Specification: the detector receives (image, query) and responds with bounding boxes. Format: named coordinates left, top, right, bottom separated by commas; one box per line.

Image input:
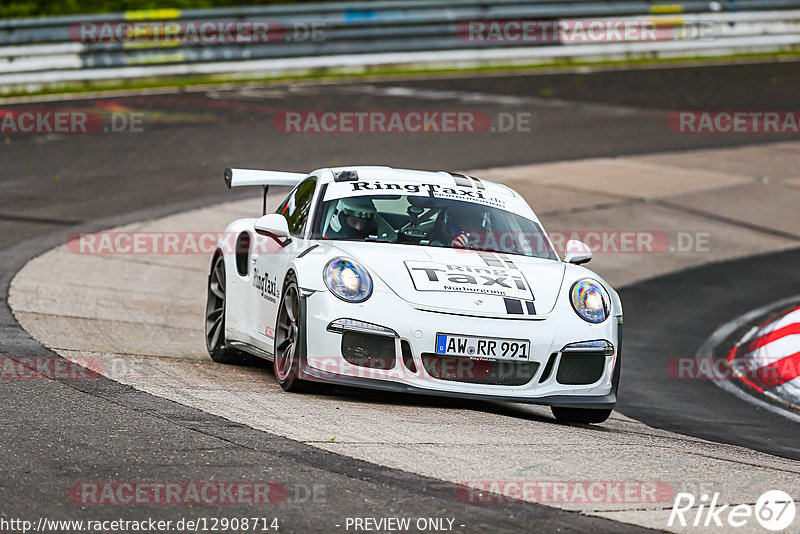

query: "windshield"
left=311, top=194, right=557, bottom=260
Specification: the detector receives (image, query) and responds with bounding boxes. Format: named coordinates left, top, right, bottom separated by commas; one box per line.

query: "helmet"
left=334, top=198, right=376, bottom=239
left=443, top=203, right=486, bottom=238
left=339, top=197, right=377, bottom=220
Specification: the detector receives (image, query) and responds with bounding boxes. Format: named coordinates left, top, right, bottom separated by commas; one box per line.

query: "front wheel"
left=551, top=407, right=612, bottom=424
left=274, top=275, right=311, bottom=392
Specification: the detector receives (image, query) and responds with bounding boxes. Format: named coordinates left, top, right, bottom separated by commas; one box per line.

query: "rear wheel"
left=205, top=253, right=252, bottom=365
left=551, top=407, right=612, bottom=424
left=274, top=275, right=311, bottom=392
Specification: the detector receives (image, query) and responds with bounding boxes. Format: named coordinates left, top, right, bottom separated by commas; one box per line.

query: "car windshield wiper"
left=364, top=237, right=394, bottom=243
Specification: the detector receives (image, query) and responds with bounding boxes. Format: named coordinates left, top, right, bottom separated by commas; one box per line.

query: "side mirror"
left=564, top=239, right=592, bottom=265
left=254, top=214, right=291, bottom=244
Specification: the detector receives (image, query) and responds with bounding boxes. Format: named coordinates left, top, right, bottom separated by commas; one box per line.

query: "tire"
left=551, top=406, right=613, bottom=424
left=274, top=274, right=311, bottom=392
left=205, top=252, right=253, bottom=365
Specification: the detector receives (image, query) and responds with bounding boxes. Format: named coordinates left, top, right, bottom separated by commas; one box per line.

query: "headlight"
left=324, top=258, right=373, bottom=303
left=570, top=279, right=609, bottom=323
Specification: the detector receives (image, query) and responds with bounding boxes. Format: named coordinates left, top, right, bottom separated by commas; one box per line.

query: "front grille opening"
left=539, top=353, right=558, bottom=383
left=556, top=352, right=606, bottom=385
left=421, top=354, right=539, bottom=386
left=401, top=340, right=416, bottom=373
left=341, top=332, right=396, bottom=370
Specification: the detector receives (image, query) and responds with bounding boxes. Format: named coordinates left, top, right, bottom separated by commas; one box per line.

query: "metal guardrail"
left=1, top=0, right=799, bottom=90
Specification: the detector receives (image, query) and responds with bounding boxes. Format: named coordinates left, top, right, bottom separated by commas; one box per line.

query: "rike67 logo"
left=669, top=490, right=795, bottom=531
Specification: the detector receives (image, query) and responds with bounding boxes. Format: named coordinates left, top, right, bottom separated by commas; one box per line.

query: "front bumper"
left=297, top=287, right=621, bottom=408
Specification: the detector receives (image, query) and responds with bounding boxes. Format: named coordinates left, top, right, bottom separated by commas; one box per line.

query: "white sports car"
left=206, top=166, right=622, bottom=424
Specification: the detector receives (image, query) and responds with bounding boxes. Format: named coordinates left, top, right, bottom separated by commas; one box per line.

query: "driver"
left=440, top=204, right=486, bottom=248
left=326, top=198, right=377, bottom=239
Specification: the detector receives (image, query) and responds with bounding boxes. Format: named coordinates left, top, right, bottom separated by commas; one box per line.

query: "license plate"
left=435, top=333, right=530, bottom=361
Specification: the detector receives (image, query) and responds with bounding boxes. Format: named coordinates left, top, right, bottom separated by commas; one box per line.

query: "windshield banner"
left=324, top=180, right=509, bottom=209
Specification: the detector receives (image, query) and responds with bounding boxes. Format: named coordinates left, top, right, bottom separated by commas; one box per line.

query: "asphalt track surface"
left=1, top=60, right=800, bottom=531
left=619, top=247, right=800, bottom=461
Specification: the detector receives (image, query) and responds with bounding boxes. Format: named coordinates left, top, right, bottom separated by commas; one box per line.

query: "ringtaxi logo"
left=669, top=490, right=796, bottom=531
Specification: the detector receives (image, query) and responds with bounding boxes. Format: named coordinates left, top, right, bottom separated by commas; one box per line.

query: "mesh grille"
left=421, top=354, right=539, bottom=386
left=341, top=332, right=396, bottom=370
left=556, top=352, right=606, bottom=385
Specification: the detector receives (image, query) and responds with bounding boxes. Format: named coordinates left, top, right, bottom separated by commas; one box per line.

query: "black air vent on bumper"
left=341, top=332, right=396, bottom=370
left=539, top=353, right=558, bottom=383
left=556, top=352, right=606, bottom=385
left=401, top=340, right=416, bottom=373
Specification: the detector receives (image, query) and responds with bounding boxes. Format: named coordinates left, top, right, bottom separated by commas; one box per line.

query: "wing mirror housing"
left=254, top=214, right=291, bottom=245
left=564, top=239, right=592, bottom=265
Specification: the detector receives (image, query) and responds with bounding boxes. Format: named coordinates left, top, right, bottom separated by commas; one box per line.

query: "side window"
left=276, top=178, right=317, bottom=237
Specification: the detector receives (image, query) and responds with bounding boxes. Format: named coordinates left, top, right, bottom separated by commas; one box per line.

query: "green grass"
left=3, top=48, right=799, bottom=100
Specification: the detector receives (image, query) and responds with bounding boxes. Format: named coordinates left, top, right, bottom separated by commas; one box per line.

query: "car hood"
left=327, top=242, right=566, bottom=319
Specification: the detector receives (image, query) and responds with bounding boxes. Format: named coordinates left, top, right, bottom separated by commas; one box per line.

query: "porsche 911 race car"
left=205, top=166, right=622, bottom=424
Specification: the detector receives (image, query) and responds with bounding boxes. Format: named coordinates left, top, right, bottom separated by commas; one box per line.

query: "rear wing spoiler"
left=224, top=168, right=306, bottom=189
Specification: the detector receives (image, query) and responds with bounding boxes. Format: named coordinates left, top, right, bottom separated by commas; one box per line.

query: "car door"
left=252, top=176, right=318, bottom=353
